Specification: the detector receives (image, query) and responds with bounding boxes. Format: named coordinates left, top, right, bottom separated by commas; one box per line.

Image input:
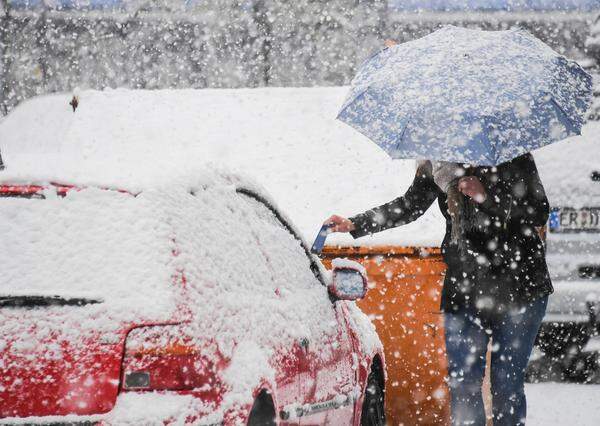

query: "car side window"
left=236, top=188, right=326, bottom=286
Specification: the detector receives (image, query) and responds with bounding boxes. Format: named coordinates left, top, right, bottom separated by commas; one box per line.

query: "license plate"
left=549, top=207, right=600, bottom=233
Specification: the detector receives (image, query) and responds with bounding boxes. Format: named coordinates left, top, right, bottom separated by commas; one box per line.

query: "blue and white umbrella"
left=338, top=26, right=593, bottom=166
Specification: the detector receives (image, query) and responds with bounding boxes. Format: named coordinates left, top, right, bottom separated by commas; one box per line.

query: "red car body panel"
left=0, top=184, right=385, bottom=425
left=0, top=317, right=124, bottom=418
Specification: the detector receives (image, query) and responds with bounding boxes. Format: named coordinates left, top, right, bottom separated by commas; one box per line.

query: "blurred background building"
left=0, top=0, right=599, bottom=115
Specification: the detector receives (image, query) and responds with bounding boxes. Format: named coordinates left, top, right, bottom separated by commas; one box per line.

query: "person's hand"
left=384, top=39, right=398, bottom=48
left=458, top=176, right=487, bottom=204
left=324, top=215, right=356, bottom=233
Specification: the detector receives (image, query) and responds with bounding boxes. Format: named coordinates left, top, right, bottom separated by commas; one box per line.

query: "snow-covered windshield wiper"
left=0, top=295, right=102, bottom=308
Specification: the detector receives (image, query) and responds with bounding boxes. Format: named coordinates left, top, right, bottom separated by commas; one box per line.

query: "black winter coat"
left=349, top=153, right=553, bottom=313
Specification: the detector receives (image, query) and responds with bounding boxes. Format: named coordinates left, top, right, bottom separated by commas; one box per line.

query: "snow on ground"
left=526, top=383, right=600, bottom=426
left=0, top=87, right=598, bottom=251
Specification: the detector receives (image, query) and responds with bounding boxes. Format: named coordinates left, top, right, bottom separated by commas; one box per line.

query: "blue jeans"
left=444, top=296, right=548, bottom=426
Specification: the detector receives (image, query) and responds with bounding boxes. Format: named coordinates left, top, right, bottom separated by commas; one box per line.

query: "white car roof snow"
left=1, top=87, right=598, bottom=247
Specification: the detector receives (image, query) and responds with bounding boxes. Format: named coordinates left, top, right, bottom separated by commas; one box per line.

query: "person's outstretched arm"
left=344, top=170, right=439, bottom=239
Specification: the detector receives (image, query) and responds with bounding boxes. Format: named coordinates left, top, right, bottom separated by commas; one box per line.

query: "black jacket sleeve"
left=349, top=172, right=439, bottom=239
left=478, top=154, right=549, bottom=228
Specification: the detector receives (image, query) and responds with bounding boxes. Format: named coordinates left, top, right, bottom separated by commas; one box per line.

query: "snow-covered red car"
left=0, top=175, right=385, bottom=425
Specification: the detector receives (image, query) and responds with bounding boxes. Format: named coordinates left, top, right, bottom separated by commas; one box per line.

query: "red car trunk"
left=0, top=184, right=187, bottom=420
left=0, top=310, right=127, bottom=418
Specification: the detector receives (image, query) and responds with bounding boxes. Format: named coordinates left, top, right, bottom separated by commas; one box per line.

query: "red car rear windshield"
left=0, top=184, right=176, bottom=322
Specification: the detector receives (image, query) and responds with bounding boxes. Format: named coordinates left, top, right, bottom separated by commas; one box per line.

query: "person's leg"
left=444, top=308, right=490, bottom=426
left=489, top=296, right=548, bottom=426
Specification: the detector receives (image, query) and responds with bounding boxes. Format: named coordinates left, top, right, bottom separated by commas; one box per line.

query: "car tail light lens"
left=122, top=324, right=219, bottom=391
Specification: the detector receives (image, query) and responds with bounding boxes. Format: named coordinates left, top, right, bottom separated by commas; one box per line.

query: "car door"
left=301, top=301, right=357, bottom=426
left=236, top=189, right=357, bottom=425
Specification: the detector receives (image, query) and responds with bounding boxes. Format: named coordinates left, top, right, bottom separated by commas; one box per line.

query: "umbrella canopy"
left=338, top=26, right=593, bottom=166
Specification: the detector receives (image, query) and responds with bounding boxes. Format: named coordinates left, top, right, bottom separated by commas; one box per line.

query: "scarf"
left=417, top=160, right=476, bottom=255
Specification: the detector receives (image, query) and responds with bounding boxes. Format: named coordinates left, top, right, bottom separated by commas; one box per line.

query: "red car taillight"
left=122, top=324, right=220, bottom=392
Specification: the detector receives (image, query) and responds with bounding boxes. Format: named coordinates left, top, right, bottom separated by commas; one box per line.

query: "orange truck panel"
left=321, top=246, right=451, bottom=426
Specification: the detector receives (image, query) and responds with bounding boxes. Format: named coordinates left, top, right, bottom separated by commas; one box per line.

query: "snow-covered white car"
left=0, top=175, right=385, bottom=425
left=535, top=121, right=600, bottom=364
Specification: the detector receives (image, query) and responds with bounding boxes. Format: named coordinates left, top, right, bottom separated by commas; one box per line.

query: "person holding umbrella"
left=324, top=27, right=592, bottom=426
